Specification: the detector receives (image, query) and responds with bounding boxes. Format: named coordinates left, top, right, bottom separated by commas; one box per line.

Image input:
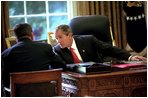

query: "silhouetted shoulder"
left=53, top=44, right=62, bottom=52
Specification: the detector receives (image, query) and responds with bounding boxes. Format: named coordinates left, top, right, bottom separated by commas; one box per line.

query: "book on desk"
left=66, top=61, right=147, bottom=74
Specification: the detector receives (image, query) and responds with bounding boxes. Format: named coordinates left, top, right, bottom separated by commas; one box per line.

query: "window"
left=9, top=1, right=72, bottom=41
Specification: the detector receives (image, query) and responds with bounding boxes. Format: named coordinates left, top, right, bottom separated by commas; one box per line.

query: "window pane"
left=48, top=1, right=67, bottom=13
left=9, top=1, right=24, bottom=16
left=9, top=17, right=25, bottom=28
left=26, top=1, right=46, bottom=14
left=9, top=1, right=69, bottom=41
left=49, top=15, right=68, bottom=32
left=27, top=16, right=47, bottom=41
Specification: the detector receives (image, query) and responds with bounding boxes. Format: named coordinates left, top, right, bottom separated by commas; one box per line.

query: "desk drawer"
left=124, top=74, right=147, bottom=87
left=89, top=88, right=123, bottom=97
left=88, top=76, right=123, bottom=90
left=124, top=86, right=147, bottom=97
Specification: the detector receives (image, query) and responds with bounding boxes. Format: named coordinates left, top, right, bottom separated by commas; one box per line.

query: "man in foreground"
left=2, top=23, right=66, bottom=96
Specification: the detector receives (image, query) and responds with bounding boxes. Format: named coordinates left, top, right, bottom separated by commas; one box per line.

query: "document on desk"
left=112, top=60, right=147, bottom=69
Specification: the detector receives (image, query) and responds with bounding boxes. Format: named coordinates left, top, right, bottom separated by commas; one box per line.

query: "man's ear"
left=68, top=32, right=73, bottom=37
left=31, top=32, right=34, bottom=40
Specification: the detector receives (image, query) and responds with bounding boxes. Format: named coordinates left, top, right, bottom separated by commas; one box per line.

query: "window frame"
left=9, top=1, right=74, bottom=40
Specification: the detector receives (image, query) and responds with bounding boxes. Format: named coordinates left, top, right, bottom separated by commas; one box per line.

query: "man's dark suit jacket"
left=2, top=38, right=66, bottom=88
left=54, top=35, right=131, bottom=64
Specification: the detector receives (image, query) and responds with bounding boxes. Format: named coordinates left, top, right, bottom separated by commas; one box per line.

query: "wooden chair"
left=10, top=69, right=62, bottom=97
left=8, top=29, right=15, bottom=37
left=5, top=37, right=17, bottom=48
left=5, top=29, right=16, bottom=48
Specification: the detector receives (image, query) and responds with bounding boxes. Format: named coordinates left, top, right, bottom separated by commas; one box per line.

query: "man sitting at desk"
left=53, top=24, right=146, bottom=64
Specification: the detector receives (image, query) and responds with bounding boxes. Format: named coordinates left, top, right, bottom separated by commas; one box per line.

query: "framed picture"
left=5, top=37, right=16, bottom=48
left=8, top=29, right=15, bottom=37
left=47, top=32, right=57, bottom=46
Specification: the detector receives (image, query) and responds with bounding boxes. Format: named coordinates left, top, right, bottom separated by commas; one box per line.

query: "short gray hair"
left=55, top=24, right=72, bottom=36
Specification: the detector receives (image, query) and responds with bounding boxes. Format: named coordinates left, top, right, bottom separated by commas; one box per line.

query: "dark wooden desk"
left=62, top=68, right=147, bottom=97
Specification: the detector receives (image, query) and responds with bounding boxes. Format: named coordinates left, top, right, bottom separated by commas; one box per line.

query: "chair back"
left=10, top=69, right=62, bottom=97
left=69, top=15, right=113, bottom=45
left=5, top=37, right=16, bottom=48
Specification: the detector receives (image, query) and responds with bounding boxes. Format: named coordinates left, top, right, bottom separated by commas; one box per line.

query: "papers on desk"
left=112, top=60, right=147, bottom=69
left=66, top=61, right=147, bottom=74
left=113, top=63, right=146, bottom=68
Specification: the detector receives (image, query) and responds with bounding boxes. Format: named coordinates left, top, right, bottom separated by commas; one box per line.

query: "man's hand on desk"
left=130, top=55, right=147, bottom=61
